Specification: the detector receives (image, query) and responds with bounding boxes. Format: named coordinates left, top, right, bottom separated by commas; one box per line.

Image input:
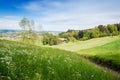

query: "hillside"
left=78, top=38, right=120, bottom=55
left=0, top=40, right=120, bottom=80
left=51, top=36, right=119, bottom=51
left=78, top=38, right=120, bottom=72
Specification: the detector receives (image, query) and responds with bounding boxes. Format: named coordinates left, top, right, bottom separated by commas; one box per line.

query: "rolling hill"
left=0, top=40, right=119, bottom=80
left=78, top=38, right=120, bottom=72
left=51, top=36, right=119, bottom=51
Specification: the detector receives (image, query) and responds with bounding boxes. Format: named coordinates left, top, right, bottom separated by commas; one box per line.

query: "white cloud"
left=1, top=0, right=120, bottom=31
left=21, top=0, right=120, bottom=31
left=0, top=16, right=21, bottom=30
left=23, top=2, right=42, bottom=11
left=34, top=12, right=120, bottom=31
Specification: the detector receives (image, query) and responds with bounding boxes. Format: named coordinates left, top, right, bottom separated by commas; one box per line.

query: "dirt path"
left=81, top=55, right=120, bottom=77
left=92, top=60, right=120, bottom=77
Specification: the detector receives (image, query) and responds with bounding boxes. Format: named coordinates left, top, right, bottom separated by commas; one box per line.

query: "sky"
left=0, top=0, right=120, bottom=31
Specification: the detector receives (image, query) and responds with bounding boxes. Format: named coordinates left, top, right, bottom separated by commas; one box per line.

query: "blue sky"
left=0, top=0, right=120, bottom=31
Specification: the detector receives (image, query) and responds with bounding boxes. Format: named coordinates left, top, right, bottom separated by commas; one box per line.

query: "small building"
left=59, top=38, right=67, bottom=42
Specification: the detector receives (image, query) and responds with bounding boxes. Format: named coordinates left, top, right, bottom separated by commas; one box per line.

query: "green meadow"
left=0, top=40, right=120, bottom=80
left=78, top=38, right=120, bottom=72
left=51, top=36, right=119, bottom=51
left=50, top=36, right=120, bottom=74
left=1, top=0, right=120, bottom=80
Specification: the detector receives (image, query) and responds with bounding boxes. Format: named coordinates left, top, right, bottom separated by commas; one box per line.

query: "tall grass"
left=0, top=40, right=119, bottom=80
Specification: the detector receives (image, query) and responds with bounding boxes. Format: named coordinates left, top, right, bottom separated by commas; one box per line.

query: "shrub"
left=43, top=33, right=62, bottom=46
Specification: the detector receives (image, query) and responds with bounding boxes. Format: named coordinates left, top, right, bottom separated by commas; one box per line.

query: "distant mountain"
left=0, top=29, right=63, bottom=34
left=0, top=29, right=20, bottom=33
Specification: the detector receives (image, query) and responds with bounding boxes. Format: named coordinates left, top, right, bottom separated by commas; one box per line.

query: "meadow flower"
left=91, top=74, right=94, bottom=77
left=64, top=59, right=67, bottom=63
left=7, top=76, right=11, bottom=80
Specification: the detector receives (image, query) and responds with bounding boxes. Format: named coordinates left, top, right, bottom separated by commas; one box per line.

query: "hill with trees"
left=59, top=23, right=120, bottom=41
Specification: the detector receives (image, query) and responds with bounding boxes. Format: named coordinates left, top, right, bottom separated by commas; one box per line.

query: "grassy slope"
left=51, top=36, right=119, bottom=51
left=78, top=38, right=120, bottom=55
left=78, top=39, right=120, bottom=72
left=50, top=36, right=120, bottom=73
left=0, top=40, right=120, bottom=80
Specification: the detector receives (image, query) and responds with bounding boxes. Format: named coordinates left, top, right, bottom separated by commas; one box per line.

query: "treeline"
left=42, top=23, right=120, bottom=45
left=59, top=23, right=120, bottom=41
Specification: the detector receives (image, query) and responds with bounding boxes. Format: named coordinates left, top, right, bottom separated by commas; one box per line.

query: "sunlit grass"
left=51, top=36, right=119, bottom=51
left=0, top=40, right=119, bottom=80
left=78, top=38, right=120, bottom=72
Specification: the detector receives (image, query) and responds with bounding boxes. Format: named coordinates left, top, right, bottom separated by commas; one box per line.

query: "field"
left=50, top=36, right=120, bottom=73
left=0, top=40, right=120, bottom=80
left=51, top=36, right=119, bottom=51
left=78, top=39, right=120, bottom=72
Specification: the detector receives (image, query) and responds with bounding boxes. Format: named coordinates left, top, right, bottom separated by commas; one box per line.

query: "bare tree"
left=19, top=18, right=38, bottom=44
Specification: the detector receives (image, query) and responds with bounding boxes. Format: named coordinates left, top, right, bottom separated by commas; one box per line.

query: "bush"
left=43, top=33, right=62, bottom=46
left=67, top=37, right=77, bottom=42
left=107, top=24, right=118, bottom=36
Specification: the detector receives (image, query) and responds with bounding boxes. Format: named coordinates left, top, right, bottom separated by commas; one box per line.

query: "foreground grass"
left=78, top=39, right=120, bottom=72
left=0, top=40, right=120, bottom=80
left=51, top=36, right=119, bottom=51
